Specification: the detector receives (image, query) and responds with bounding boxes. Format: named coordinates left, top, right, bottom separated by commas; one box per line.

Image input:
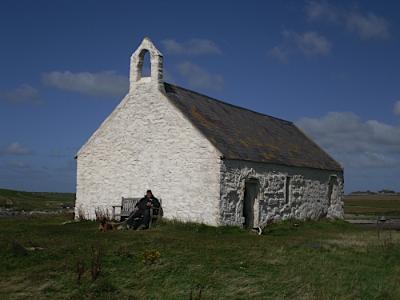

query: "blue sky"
left=0, top=0, right=399, bottom=193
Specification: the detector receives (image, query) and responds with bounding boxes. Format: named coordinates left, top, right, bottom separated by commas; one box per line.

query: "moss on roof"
left=164, top=82, right=342, bottom=172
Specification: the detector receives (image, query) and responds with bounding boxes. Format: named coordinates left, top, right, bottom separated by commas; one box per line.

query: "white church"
left=75, top=38, right=344, bottom=227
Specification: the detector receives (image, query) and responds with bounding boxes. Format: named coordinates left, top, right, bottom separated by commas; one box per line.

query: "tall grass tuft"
left=90, top=245, right=102, bottom=281
left=189, top=284, right=204, bottom=300
left=76, top=259, right=85, bottom=284
left=94, top=207, right=111, bottom=221
left=74, top=205, right=86, bottom=221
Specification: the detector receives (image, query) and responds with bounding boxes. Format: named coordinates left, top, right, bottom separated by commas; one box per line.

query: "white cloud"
left=295, top=31, right=332, bottom=56
left=42, top=71, right=128, bottom=97
left=305, top=1, right=390, bottom=40
left=0, top=142, right=33, bottom=156
left=162, top=39, right=222, bottom=56
left=176, top=61, right=224, bottom=91
left=0, top=84, right=42, bottom=104
left=268, top=30, right=331, bottom=62
left=346, top=12, right=390, bottom=40
left=394, top=101, right=400, bottom=117
left=296, top=111, right=400, bottom=169
left=305, top=1, right=339, bottom=22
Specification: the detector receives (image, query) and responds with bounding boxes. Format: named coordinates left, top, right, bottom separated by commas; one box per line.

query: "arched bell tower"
left=129, top=37, right=164, bottom=92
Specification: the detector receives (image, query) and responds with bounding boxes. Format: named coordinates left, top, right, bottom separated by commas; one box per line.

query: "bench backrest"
left=121, top=197, right=141, bottom=215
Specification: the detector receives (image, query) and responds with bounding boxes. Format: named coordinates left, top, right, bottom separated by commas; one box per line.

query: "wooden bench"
left=112, top=197, right=141, bottom=220
left=112, top=197, right=163, bottom=227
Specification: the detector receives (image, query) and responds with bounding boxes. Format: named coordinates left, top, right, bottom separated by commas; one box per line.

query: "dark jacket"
left=135, top=196, right=160, bottom=212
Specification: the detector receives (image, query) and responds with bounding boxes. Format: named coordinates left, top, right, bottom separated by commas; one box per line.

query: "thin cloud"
left=0, top=84, right=42, bottom=104
left=176, top=61, right=224, bottom=91
left=268, top=30, right=331, bottom=62
left=0, top=142, right=33, bottom=156
left=163, top=69, right=177, bottom=84
left=295, top=31, right=331, bottom=56
left=5, top=160, right=31, bottom=169
left=162, top=39, right=222, bottom=56
left=346, top=12, right=390, bottom=40
left=268, top=46, right=289, bottom=63
left=394, top=101, right=400, bottom=117
left=296, top=109, right=400, bottom=169
left=42, top=71, right=128, bottom=98
left=49, top=149, right=68, bottom=158
left=305, top=0, right=338, bottom=22
left=305, top=1, right=390, bottom=40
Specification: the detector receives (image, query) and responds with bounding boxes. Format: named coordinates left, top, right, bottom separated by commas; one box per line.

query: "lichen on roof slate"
left=164, top=82, right=342, bottom=172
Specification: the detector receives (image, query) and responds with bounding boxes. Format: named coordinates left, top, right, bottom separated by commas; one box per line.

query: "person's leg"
left=127, top=210, right=142, bottom=229
left=142, top=209, right=151, bottom=229
left=132, top=217, right=143, bottom=230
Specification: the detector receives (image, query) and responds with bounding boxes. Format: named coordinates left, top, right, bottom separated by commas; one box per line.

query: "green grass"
left=344, top=194, right=400, bottom=216
left=2, top=186, right=399, bottom=216
left=1, top=190, right=400, bottom=298
left=1, top=214, right=400, bottom=299
left=0, top=188, right=75, bottom=211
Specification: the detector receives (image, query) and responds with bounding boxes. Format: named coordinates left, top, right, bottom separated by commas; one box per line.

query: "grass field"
left=2, top=187, right=400, bottom=217
left=1, top=214, right=400, bottom=299
left=0, top=188, right=75, bottom=211
left=344, top=194, right=400, bottom=216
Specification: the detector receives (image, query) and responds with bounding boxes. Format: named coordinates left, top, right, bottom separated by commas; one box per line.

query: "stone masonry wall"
left=75, top=82, right=221, bottom=225
left=219, top=159, right=344, bottom=227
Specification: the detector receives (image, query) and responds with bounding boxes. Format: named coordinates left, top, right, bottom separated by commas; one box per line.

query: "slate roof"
left=164, top=82, right=342, bottom=172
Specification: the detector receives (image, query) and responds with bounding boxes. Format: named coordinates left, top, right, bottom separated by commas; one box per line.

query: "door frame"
left=242, top=178, right=260, bottom=228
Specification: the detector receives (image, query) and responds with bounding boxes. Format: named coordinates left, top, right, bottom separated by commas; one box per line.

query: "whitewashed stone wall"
left=219, top=160, right=344, bottom=227
left=75, top=38, right=221, bottom=225
left=75, top=38, right=344, bottom=228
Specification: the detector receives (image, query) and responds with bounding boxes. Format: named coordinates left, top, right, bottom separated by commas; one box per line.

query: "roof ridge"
left=164, top=82, right=293, bottom=124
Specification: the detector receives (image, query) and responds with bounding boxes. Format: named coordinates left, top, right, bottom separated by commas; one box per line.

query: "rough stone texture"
left=130, top=37, right=164, bottom=92
left=75, top=38, right=344, bottom=228
left=75, top=38, right=221, bottom=225
left=219, top=159, right=344, bottom=226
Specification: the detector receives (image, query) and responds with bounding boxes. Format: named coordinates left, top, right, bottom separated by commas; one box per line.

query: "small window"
left=285, top=176, right=291, bottom=204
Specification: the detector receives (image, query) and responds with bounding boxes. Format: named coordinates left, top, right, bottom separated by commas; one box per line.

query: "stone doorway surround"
left=243, top=178, right=260, bottom=229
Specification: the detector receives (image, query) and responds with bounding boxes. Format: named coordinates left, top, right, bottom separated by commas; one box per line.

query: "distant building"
left=349, top=190, right=376, bottom=195
left=378, top=189, right=396, bottom=194
left=75, top=38, right=344, bottom=227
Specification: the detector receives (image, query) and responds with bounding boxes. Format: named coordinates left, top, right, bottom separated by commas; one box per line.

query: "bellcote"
left=129, top=37, right=164, bottom=92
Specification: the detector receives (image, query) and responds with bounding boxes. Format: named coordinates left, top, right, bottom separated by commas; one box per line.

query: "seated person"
left=126, top=190, right=160, bottom=230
